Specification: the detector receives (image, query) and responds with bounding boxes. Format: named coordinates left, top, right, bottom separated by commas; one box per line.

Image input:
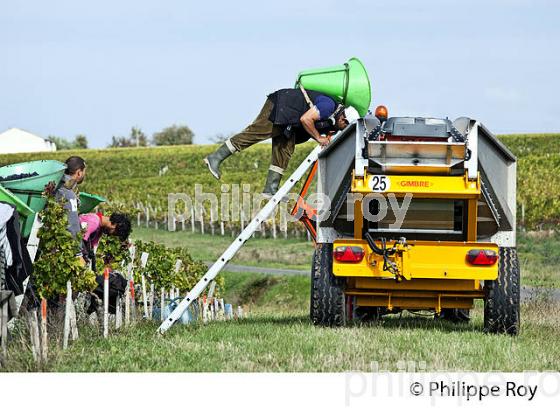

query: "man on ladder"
left=204, top=87, right=359, bottom=197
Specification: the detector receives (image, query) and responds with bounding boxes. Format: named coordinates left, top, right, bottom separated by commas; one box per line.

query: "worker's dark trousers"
left=227, top=98, right=295, bottom=175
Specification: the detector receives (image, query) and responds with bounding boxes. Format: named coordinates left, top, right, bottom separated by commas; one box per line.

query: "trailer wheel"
left=310, top=243, right=347, bottom=326
left=483, top=247, right=520, bottom=335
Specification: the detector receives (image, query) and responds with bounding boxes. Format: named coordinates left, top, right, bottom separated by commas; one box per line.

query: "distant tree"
left=130, top=127, right=148, bottom=147
left=153, top=124, right=194, bottom=146
left=47, top=136, right=73, bottom=150
left=74, top=134, right=88, bottom=149
left=108, top=127, right=148, bottom=148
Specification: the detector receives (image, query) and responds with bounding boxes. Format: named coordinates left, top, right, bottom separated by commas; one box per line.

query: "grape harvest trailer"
left=160, top=114, right=519, bottom=336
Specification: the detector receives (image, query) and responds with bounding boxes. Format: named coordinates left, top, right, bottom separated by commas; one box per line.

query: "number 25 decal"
left=370, top=175, right=390, bottom=192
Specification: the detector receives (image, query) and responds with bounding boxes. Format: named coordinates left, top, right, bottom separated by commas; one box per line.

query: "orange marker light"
left=375, top=105, right=388, bottom=121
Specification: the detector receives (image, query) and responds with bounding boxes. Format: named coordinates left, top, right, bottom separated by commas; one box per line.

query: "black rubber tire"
left=483, top=247, right=521, bottom=335
left=310, top=243, right=347, bottom=326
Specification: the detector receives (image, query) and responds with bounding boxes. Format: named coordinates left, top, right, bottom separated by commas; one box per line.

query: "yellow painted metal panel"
left=351, top=172, right=480, bottom=199
left=332, top=239, right=499, bottom=280
left=353, top=277, right=481, bottom=291
left=355, top=295, right=474, bottom=310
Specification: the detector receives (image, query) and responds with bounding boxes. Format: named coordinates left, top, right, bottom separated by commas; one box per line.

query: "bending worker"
left=204, top=88, right=359, bottom=197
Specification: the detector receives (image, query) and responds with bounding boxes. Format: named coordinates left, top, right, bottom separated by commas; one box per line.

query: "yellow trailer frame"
left=333, top=170, right=498, bottom=313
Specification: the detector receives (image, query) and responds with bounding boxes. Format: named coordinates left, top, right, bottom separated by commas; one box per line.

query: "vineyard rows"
left=0, top=134, right=558, bottom=230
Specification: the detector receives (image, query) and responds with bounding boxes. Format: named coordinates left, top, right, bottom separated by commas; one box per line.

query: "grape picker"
left=204, top=88, right=359, bottom=197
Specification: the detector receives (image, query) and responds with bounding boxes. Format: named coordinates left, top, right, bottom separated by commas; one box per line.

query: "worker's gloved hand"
left=316, top=136, right=331, bottom=147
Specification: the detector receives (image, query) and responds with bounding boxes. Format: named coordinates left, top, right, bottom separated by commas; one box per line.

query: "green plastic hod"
left=0, top=160, right=66, bottom=237
left=79, top=192, right=107, bottom=214
left=296, top=57, right=371, bottom=117
left=0, top=185, right=36, bottom=238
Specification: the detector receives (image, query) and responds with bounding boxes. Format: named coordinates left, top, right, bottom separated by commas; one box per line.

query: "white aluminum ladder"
left=157, top=144, right=323, bottom=334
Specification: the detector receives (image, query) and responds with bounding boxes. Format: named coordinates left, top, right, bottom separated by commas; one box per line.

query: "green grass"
left=3, top=271, right=559, bottom=372
left=132, top=226, right=314, bottom=270
left=222, top=271, right=310, bottom=310
left=517, top=230, right=560, bottom=288
left=133, top=227, right=560, bottom=288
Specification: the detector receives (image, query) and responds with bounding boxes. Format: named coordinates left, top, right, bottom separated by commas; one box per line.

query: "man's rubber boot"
left=204, top=143, right=234, bottom=180
left=262, top=168, right=289, bottom=202
left=263, top=169, right=282, bottom=196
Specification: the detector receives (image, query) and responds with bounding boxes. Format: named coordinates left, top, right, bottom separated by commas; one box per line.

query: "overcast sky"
left=1, top=0, right=558, bottom=148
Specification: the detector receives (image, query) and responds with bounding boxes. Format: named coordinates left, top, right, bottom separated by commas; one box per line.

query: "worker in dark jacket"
left=55, top=156, right=86, bottom=239
left=204, top=88, right=359, bottom=196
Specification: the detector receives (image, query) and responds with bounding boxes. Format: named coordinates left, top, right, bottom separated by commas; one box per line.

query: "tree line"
left=47, top=124, right=195, bottom=150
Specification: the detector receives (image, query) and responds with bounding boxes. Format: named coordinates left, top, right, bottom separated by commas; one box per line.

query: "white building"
left=0, top=128, right=57, bottom=154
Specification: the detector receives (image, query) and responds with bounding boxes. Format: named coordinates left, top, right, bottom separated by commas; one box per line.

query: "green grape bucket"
left=79, top=192, right=107, bottom=214
left=296, top=57, right=371, bottom=116
left=0, top=185, right=36, bottom=237
left=0, top=160, right=67, bottom=237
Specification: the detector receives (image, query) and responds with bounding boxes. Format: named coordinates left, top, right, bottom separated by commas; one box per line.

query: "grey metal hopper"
left=315, top=115, right=517, bottom=248
left=367, top=141, right=466, bottom=175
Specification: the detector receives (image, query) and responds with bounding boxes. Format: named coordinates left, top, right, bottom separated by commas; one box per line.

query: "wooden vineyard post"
left=210, top=206, right=216, bottom=236
left=149, top=283, right=155, bottom=319
left=68, top=290, right=78, bottom=342
left=115, top=296, right=122, bottom=330
left=272, top=217, right=277, bottom=239
left=125, top=245, right=136, bottom=325
left=202, top=296, right=208, bottom=324
left=40, top=298, right=48, bottom=362
left=207, top=280, right=216, bottom=300
left=191, top=205, right=195, bottom=233
left=220, top=221, right=225, bottom=236
left=172, top=259, right=182, bottom=303
left=128, top=281, right=136, bottom=324
left=197, top=299, right=203, bottom=321
left=160, top=288, right=165, bottom=321
left=210, top=299, right=215, bottom=321
left=152, top=205, right=158, bottom=229
left=213, top=298, right=220, bottom=320
left=141, top=274, right=148, bottom=319
left=27, top=309, right=41, bottom=363
left=200, top=207, right=205, bottom=235
left=145, top=206, right=150, bottom=228
left=63, top=281, right=72, bottom=350
left=103, top=267, right=110, bottom=338
left=218, top=298, right=225, bottom=321
left=140, top=252, right=149, bottom=319
left=280, top=208, right=288, bottom=239
left=124, top=282, right=130, bottom=326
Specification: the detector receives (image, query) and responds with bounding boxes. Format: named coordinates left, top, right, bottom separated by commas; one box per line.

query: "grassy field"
left=3, top=222, right=558, bottom=372
left=132, top=226, right=313, bottom=270
left=3, top=270, right=559, bottom=372
left=132, top=227, right=560, bottom=288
